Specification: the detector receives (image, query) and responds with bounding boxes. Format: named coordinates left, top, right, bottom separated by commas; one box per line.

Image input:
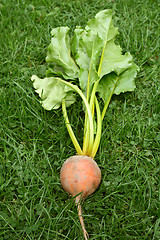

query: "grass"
left=0, top=0, right=159, bottom=239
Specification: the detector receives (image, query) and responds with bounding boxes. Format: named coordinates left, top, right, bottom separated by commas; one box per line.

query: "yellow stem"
left=91, top=96, right=102, bottom=158
left=62, top=100, right=83, bottom=155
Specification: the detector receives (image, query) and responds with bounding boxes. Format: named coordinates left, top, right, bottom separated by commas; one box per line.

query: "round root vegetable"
left=60, top=155, right=101, bottom=239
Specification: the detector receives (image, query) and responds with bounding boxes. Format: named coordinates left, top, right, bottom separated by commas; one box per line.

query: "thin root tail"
left=76, top=196, right=89, bottom=240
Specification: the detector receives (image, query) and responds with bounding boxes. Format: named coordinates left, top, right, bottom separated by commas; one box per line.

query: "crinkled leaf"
left=73, top=30, right=102, bottom=93
left=71, top=9, right=132, bottom=95
left=31, top=75, right=75, bottom=110
left=85, top=9, right=118, bottom=41
left=114, top=63, right=139, bottom=94
left=97, top=63, right=139, bottom=102
left=71, top=27, right=84, bottom=57
left=86, top=10, right=132, bottom=78
left=99, top=39, right=133, bottom=77
left=46, top=27, right=79, bottom=80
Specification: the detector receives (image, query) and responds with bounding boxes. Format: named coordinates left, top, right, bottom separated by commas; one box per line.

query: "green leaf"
left=71, top=27, right=84, bottom=57
left=86, top=9, right=118, bottom=41
left=71, top=9, right=119, bottom=94
left=72, top=27, right=101, bottom=94
left=46, top=27, right=79, bottom=80
left=114, top=63, right=139, bottom=94
left=90, top=10, right=132, bottom=78
left=99, top=39, right=133, bottom=77
left=31, top=75, right=75, bottom=110
left=97, top=63, right=139, bottom=103
left=71, top=9, right=129, bottom=95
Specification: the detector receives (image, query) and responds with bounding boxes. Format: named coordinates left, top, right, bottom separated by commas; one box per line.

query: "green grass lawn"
left=0, top=0, right=159, bottom=239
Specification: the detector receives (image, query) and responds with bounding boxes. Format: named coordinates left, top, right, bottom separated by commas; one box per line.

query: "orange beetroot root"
left=60, top=155, right=101, bottom=239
